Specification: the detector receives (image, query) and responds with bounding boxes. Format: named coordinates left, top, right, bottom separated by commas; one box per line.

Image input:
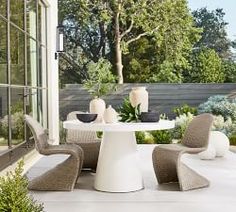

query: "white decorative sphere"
left=198, top=144, right=216, bottom=160
left=210, top=131, right=230, bottom=157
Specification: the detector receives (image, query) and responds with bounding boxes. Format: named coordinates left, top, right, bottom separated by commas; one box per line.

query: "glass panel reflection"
left=10, top=0, right=24, bottom=29
left=0, top=86, right=8, bottom=155
left=27, top=0, right=37, bottom=39
left=27, top=37, right=37, bottom=86
left=0, top=18, right=7, bottom=84
left=0, top=0, right=7, bottom=17
left=10, top=88, right=25, bottom=146
left=10, top=26, right=25, bottom=85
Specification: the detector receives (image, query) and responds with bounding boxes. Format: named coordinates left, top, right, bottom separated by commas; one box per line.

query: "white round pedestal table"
left=63, top=120, right=175, bottom=193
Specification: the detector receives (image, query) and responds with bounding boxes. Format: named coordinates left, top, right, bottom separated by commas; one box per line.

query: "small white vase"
left=89, top=97, right=106, bottom=123
left=103, top=105, right=118, bottom=123
left=129, top=87, right=148, bottom=112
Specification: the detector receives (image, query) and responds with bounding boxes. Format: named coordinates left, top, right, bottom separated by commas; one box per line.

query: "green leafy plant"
left=135, top=131, right=146, bottom=144
left=83, top=58, right=117, bottom=98
left=173, top=104, right=198, bottom=117
left=150, top=130, right=173, bottom=144
left=172, top=112, right=194, bottom=140
left=198, top=95, right=236, bottom=121
left=0, top=160, right=44, bottom=212
left=118, top=98, right=141, bottom=122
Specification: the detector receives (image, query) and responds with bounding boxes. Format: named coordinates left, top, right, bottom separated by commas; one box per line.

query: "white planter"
left=129, top=87, right=148, bottom=112
left=103, top=105, right=118, bottom=123
left=89, top=97, right=106, bottom=123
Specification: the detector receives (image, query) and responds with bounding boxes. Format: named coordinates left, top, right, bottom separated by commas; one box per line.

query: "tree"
left=222, top=60, right=236, bottom=83
left=186, top=48, right=225, bottom=83
left=192, top=8, right=234, bottom=60
left=59, top=0, right=200, bottom=84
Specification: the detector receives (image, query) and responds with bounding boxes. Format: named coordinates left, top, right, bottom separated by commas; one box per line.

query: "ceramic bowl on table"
left=140, top=112, right=159, bottom=122
left=76, top=113, right=97, bottom=123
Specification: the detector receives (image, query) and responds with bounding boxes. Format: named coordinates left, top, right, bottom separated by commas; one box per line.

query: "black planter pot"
left=140, top=112, right=159, bottom=122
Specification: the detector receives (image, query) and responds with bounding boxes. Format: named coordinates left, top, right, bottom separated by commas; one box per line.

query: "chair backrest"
left=24, top=114, right=49, bottom=154
left=66, top=111, right=97, bottom=143
left=181, top=113, right=214, bottom=148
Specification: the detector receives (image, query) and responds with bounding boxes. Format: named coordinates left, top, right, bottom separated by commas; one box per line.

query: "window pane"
left=38, top=1, right=46, bottom=45
left=0, top=0, right=7, bottom=17
left=10, top=88, right=25, bottom=146
left=0, top=18, right=7, bottom=84
left=10, top=0, right=24, bottom=29
left=27, top=37, right=37, bottom=86
left=39, top=45, right=47, bottom=87
left=0, top=86, right=8, bottom=155
left=10, top=26, right=25, bottom=85
left=38, top=89, right=46, bottom=126
left=27, top=0, right=37, bottom=39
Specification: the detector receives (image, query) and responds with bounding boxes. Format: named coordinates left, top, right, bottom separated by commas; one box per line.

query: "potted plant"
left=83, top=58, right=117, bottom=122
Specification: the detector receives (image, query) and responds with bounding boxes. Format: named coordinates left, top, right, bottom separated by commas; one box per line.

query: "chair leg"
left=152, top=147, right=179, bottom=184
left=28, top=155, right=81, bottom=191
left=177, top=161, right=209, bottom=191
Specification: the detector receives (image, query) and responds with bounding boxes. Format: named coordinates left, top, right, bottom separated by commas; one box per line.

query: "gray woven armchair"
left=25, top=115, right=84, bottom=191
left=66, top=111, right=101, bottom=171
left=152, top=113, right=214, bottom=191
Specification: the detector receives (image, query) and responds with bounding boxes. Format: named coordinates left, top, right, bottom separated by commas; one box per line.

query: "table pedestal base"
left=94, top=131, right=144, bottom=192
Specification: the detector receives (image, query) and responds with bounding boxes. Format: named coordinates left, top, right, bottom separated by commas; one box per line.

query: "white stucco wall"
left=45, top=0, right=59, bottom=144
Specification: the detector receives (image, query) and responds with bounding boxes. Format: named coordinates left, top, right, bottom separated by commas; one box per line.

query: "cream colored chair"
left=25, top=115, right=83, bottom=191
left=66, top=111, right=101, bottom=171
left=152, top=113, right=214, bottom=191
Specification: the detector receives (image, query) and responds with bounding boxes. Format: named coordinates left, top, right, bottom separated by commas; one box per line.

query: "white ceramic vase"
left=103, top=105, right=118, bottom=123
left=129, top=87, right=148, bottom=112
left=89, top=97, right=106, bottom=123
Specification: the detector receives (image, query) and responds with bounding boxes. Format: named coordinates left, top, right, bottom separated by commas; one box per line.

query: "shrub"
left=0, top=160, right=43, bottom=212
left=222, top=60, right=236, bottom=83
left=229, top=135, right=236, bottom=146
left=135, top=131, right=146, bottom=144
left=150, top=130, right=173, bottom=144
left=198, top=95, right=236, bottom=121
left=172, top=112, right=194, bottom=139
left=173, top=104, right=198, bottom=116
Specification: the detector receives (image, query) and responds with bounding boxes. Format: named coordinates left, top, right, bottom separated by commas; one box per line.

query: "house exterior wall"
left=46, top=0, right=59, bottom=144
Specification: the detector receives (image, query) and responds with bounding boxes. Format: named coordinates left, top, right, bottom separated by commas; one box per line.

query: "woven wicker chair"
left=152, top=113, right=214, bottom=191
left=25, top=115, right=84, bottom=191
left=66, top=111, right=101, bottom=171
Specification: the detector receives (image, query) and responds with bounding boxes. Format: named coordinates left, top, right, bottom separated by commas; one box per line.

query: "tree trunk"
left=115, top=37, right=123, bottom=84
left=115, top=6, right=124, bottom=84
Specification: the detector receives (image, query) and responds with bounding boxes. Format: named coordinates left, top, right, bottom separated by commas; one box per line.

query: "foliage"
left=198, top=95, right=236, bottom=121
left=135, top=131, right=146, bottom=144
left=222, top=60, right=236, bottom=83
left=118, top=98, right=141, bottom=123
left=83, top=58, right=117, bottom=98
left=173, top=104, right=198, bottom=117
left=148, top=61, right=182, bottom=83
left=150, top=130, right=172, bottom=144
left=172, top=112, right=194, bottom=139
left=59, top=0, right=201, bottom=84
left=212, top=115, right=236, bottom=137
left=0, top=111, right=24, bottom=141
left=0, top=160, right=44, bottom=212
left=186, top=48, right=224, bottom=83
left=192, top=8, right=234, bottom=60
left=229, top=135, right=236, bottom=146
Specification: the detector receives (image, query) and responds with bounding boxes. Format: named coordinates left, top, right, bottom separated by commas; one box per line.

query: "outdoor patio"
left=28, top=145, right=236, bottom=212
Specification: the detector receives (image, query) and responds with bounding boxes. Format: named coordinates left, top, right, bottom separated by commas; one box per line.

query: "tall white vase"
left=89, top=97, right=106, bottom=123
left=129, top=87, right=148, bottom=112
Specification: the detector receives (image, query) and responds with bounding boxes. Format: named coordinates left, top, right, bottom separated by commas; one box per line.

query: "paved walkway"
left=28, top=145, right=236, bottom=212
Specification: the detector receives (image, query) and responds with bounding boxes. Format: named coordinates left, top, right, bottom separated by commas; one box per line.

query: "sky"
left=188, top=0, right=236, bottom=41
